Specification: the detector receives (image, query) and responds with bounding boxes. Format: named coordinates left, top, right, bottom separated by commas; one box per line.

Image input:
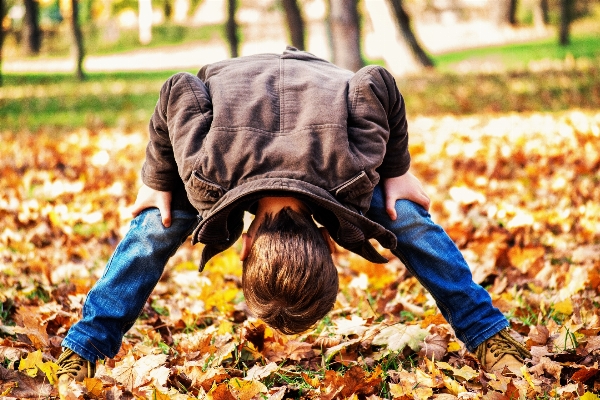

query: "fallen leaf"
left=372, top=324, right=427, bottom=352
left=419, top=332, right=449, bottom=360
left=228, top=377, right=267, bottom=400
left=244, top=362, right=279, bottom=381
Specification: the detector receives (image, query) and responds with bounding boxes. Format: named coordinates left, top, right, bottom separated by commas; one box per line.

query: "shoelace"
left=478, top=329, right=531, bottom=363
left=57, top=349, right=94, bottom=379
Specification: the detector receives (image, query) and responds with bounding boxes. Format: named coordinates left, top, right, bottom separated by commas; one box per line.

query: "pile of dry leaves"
left=0, top=111, right=599, bottom=399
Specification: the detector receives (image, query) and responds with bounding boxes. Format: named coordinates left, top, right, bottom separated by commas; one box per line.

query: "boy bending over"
left=57, top=47, right=530, bottom=381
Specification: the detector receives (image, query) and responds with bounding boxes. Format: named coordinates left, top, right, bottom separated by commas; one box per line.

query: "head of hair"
left=242, top=206, right=339, bottom=334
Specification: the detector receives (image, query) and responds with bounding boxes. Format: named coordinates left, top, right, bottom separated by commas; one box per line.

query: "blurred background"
left=0, top=0, right=599, bottom=130
left=0, top=5, right=599, bottom=395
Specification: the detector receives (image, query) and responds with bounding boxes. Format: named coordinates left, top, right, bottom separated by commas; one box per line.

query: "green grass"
left=432, top=32, right=600, bottom=71
left=0, top=70, right=195, bottom=131
left=4, top=23, right=224, bottom=59
left=1, top=58, right=600, bottom=132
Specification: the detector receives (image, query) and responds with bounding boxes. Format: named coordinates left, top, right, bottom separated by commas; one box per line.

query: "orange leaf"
left=507, top=246, right=545, bottom=276
left=83, top=377, right=104, bottom=397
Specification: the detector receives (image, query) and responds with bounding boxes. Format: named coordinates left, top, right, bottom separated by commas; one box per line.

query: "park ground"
left=0, top=11, right=600, bottom=400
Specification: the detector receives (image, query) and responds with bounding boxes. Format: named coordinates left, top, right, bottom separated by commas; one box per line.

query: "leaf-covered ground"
left=0, top=111, right=599, bottom=399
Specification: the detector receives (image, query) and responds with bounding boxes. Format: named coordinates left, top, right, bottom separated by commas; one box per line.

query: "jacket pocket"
left=330, top=171, right=375, bottom=212
left=185, top=171, right=227, bottom=211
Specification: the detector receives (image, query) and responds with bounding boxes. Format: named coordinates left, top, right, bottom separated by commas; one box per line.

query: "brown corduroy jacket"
left=141, top=47, right=411, bottom=269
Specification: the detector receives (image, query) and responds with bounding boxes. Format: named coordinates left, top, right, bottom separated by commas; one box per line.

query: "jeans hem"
left=61, top=336, right=103, bottom=364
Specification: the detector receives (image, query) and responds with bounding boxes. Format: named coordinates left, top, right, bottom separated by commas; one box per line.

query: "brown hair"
left=242, top=207, right=339, bottom=334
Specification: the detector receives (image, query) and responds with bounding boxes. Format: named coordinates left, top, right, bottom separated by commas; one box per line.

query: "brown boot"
left=57, top=348, right=96, bottom=381
left=475, top=328, right=531, bottom=376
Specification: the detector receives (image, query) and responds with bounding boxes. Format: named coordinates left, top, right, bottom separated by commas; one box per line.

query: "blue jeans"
left=62, top=186, right=507, bottom=362
left=61, top=209, right=198, bottom=363
left=367, top=185, right=508, bottom=351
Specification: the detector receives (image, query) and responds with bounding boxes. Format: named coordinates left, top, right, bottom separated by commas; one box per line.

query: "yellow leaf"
left=580, top=392, right=600, bottom=400
left=553, top=298, right=573, bottom=315
left=39, top=360, right=59, bottom=384
left=442, top=374, right=466, bottom=395
left=388, top=383, right=409, bottom=398
left=84, top=377, right=104, bottom=397
left=218, top=319, right=233, bottom=335
left=152, top=388, right=171, bottom=400
left=18, top=350, right=43, bottom=377
left=452, top=365, right=478, bottom=382
left=522, top=365, right=536, bottom=389
left=447, top=341, right=462, bottom=352
left=301, top=372, right=320, bottom=388
left=229, top=377, right=267, bottom=400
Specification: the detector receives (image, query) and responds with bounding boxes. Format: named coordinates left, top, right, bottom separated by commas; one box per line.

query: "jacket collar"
left=193, top=177, right=396, bottom=270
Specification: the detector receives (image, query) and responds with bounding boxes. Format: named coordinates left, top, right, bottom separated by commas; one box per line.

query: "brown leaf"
left=419, top=333, right=449, bottom=360
left=333, top=365, right=383, bottom=398
left=528, top=325, right=550, bottom=346
left=12, top=306, right=49, bottom=348
left=0, top=365, right=56, bottom=398
left=585, top=336, right=600, bottom=353
left=284, top=340, right=314, bottom=361
left=570, top=366, right=599, bottom=383
left=504, top=379, right=521, bottom=400
left=210, top=383, right=236, bottom=400
left=529, top=356, right=563, bottom=381
left=244, top=322, right=266, bottom=351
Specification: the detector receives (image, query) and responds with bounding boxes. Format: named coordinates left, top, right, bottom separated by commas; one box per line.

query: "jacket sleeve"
left=141, top=72, right=213, bottom=191
left=347, top=66, right=410, bottom=179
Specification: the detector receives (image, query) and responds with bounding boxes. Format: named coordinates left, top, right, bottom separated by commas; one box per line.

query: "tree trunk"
left=491, top=0, right=517, bottom=26
left=282, top=0, right=305, bottom=50
left=508, top=0, right=518, bottom=25
left=533, top=0, right=549, bottom=29
left=0, top=0, right=6, bottom=86
left=559, top=0, right=572, bottom=46
left=23, top=0, right=41, bottom=55
left=386, top=0, right=433, bottom=68
left=138, top=0, right=153, bottom=45
left=327, top=0, right=362, bottom=72
left=226, top=0, right=239, bottom=57
left=71, top=0, right=85, bottom=80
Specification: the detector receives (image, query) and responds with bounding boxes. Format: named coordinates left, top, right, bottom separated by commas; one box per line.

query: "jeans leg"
left=61, top=208, right=198, bottom=362
left=367, top=185, right=508, bottom=351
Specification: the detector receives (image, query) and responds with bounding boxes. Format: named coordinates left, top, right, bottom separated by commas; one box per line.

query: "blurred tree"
left=0, top=0, right=5, bottom=86
left=282, top=0, right=305, bottom=50
left=386, top=0, right=433, bottom=68
left=226, top=0, right=239, bottom=57
left=327, top=0, right=362, bottom=71
left=533, top=0, right=549, bottom=28
left=139, top=0, right=152, bottom=44
left=559, top=0, right=572, bottom=45
left=491, top=0, right=518, bottom=25
left=70, top=0, right=85, bottom=80
left=23, top=0, right=41, bottom=55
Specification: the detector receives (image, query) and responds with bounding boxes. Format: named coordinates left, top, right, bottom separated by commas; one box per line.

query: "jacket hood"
left=193, top=177, right=397, bottom=270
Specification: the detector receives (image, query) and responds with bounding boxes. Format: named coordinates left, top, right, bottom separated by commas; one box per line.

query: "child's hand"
left=383, top=172, right=430, bottom=220
left=130, top=184, right=173, bottom=227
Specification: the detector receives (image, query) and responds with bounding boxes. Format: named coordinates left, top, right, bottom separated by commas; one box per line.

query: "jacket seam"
left=182, top=73, right=209, bottom=127
left=209, top=124, right=345, bottom=135
left=350, top=65, right=379, bottom=115
left=279, top=57, right=284, bottom=133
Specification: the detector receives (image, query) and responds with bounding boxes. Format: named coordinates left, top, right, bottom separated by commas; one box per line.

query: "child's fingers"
left=385, top=198, right=398, bottom=220
left=159, top=206, right=171, bottom=228
left=130, top=202, right=146, bottom=218
left=158, top=197, right=172, bottom=228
